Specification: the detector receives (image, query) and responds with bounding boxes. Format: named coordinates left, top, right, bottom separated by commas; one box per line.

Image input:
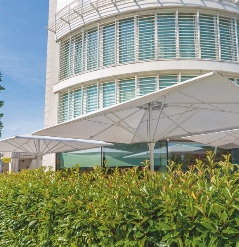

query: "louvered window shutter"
left=157, top=13, right=176, bottom=58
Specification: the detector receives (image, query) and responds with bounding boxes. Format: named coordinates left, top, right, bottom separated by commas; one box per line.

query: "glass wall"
left=168, top=141, right=231, bottom=172
left=56, top=141, right=232, bottom=172
left=119, top=18, right=135, bottom=63
left=200, top=14, right=217, bottom=59
left=58, top=73, right=239, bottom=123
left=103, top=24, right=115, bottom=66
left=178, top=14, right=196, bottom=58
left=157, top=13, right=176, bottom=58
left=59, top=11, right=239, bottom=81
left=138, top=16, right=155, bottom=60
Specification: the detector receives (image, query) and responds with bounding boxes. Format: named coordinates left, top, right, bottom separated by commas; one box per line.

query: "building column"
left=9, top=158, right=19, bottom=172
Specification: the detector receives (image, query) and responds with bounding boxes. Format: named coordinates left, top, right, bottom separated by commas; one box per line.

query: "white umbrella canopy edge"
left=183, top=128, right=239, bottom=150
left=33, top=71, right=239, bottom=171
left=0, top=134, right=113, bottom=168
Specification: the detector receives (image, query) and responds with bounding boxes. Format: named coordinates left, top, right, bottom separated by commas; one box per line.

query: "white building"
left=44, top=0, right=239, bottom=170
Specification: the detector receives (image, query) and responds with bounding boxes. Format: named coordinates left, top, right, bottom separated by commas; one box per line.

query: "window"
left=157, top=13, right=176, bottom=58
left=103, top=24, right=115, bottom=66
left=139, top=77, right=156, bottom=96
left=119, top=18, right=135, bottom=63
left=119, top=78, right=135, bottom=102
left=84, top=85, right=98, bottom=113
left=219, top=17, right=234, bottom=61
left=60, top=40, right=70, bottom=80
left=159, top=75, right=178, bottom=90
left=58, top=92, right=69, bottom=123
left=73, top=89, right=82, bottom=118
left=178, top=14, right=196, bottom=58
left=87, top=29, right=98, bottom=70
left=74, top=35, right=83, bottom=74
left=102, top=82, right=116, bottom=108
left=200, top=14, right=217, bottom=59
left=138, top=16, right=155, bottom=60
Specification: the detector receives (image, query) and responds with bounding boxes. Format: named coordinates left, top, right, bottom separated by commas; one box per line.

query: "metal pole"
left=148, top=103, right=155, bottom=172
left=36, top=139, right=41, bottom=168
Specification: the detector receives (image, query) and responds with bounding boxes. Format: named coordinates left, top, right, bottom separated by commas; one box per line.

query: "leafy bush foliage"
left=0, top=153, right=238, bottom=246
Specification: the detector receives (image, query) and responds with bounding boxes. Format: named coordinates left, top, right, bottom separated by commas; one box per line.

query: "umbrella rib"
left=41, top=143, right=75, bottom=155
left=155, top=104, right=198, bottom=141
left=4, top=140, right=30, bottom=153
left=177, top=91, right=239, bottom=113
left=89, top=108, right=145, bottom=141
left=132, top=107, right=149, bottom=143
left=25, top=141, right=36, bottom=154
left=41, top=139, right=53, bottom=155
left=153, top=97, right=166, bottom=141
left=217, top=132, right=239, bottom=148
left=106, top=113, right=147, bottom=142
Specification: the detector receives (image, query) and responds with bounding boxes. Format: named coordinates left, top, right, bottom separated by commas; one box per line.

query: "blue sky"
left=0, top=0, right=49, bottom=139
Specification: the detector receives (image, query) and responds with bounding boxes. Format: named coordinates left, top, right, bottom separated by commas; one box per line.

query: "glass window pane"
left=178, top=14, right=196, bottom=58
left=74, top=35, right=83, bottom=74
left=157, top=13, right=176, bottom=58
left=74, top=89, right=82, bottom=117
left=138, top=16, right=155, bottom=60
left=87, top=29, right=98, bottom=70
left=103, top=82, right=115, bottom=108
left=69, top=91, right=74, bottom=119
left=119, top=78, right=135, bottom=102
left=139, top=77, right=156, bottom=96
left=200, top=14, right=217, bottom=59
left=219, top=17, right=234, bottom=61
left=159, top=75, right=178, bottom=90
left=237, top=20, right=239, bottom=61
left=103, top=24, right=115, bottom=66
left=119, top=18, right=135, bottom=63
left=85, top=85, right=98, bottom=113
left=60, top=40, right=70, bottom=80
left=58, top=92, right=69, bottom=123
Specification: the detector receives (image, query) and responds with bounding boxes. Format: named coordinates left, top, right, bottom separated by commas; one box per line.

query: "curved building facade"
left=44, top=0, right=239, bottom=169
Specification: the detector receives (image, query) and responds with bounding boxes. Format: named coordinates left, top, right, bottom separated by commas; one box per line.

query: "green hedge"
left=0, top=153, right=238, bottom=247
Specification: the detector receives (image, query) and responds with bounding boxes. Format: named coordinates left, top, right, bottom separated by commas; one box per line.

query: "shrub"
left=0, top=152, right=238, bottom=246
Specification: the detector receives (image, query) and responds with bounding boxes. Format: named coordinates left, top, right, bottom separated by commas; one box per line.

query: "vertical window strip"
left=200, top=14, right=217, bottom=59
left=219, top=17, right=233, bottom=61
left=102, top=81, right=116, bottom=108
left=138, top=16, right=155, bottom=61
left=68, top=37, right=75, bottom=77
left=139, top=77, right=156, bottom=96
left=74, top=34, right=83, bottom=74
left=159, top=75, right=178, bottom=90
left=157, top=13, right=177, bottom=58
left=58, top=92, right=69, bottom=123
left=84, top=84, right=98, bottom=113
left=87, top=29, right=98, bottom=70
left=178, top=14, right=196, bottom=58
left=68, top=91, right=74, bottom=120
left=74, top=89, right=82, bottom=117
left=119, top=18, right=135, bottom=63
left=237, top=20, right=239, bottom=61
left=59, top=39, right=70, bottom=80
left=119, top=78, right=135, bottom=103
left=103, top=24, right=115, bottom=66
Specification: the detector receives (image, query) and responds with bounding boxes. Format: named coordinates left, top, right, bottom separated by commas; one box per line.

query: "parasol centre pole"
left=36, top=139, right=41, bottom=168
left=148, top=103, right=155, bottom=172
